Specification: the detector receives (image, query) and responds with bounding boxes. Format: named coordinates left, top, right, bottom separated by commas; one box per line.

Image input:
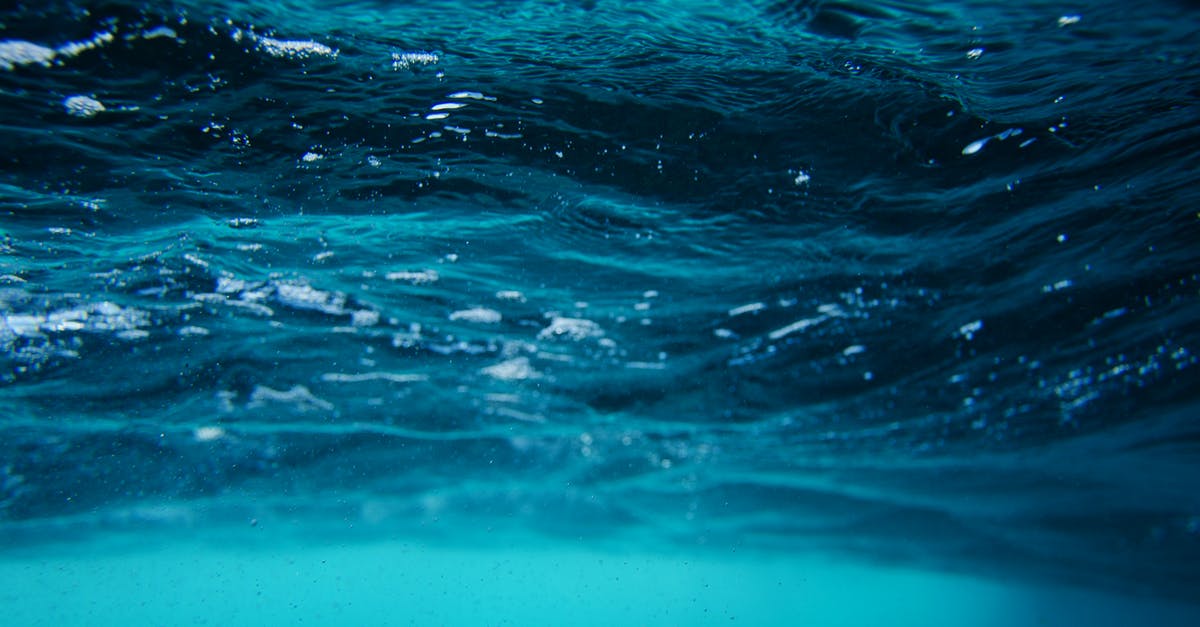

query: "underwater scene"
left=2, top=0, right=1199, bottom=624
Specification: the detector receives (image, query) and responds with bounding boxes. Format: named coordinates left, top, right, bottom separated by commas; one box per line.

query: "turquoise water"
left=4, top=533, right=1200, bottom=626
left=2, top=0, right=1199, bottom=623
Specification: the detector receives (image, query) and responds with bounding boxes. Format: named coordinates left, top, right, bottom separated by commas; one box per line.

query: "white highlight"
left=958, top=320, right=983, bottom=341
left=258, top=37, right=336, bottom=60
left=449, top=307, right=502, bottom=324
left=386, top=270, right=439, bottom=284
left=194, top=426, right=226, bottom=442
left=769, top=316, right=824, bottom=340
left=538, top=317, right=603, bottom=341
left=729, top=302, right=765, bottom=317
left=482, top=357, right=540, bottom=381
left=63, top=95, right=105, bottom=118
left=320, top=372, right=428, bottom=383
left=0, top=40, right=56, bottom=70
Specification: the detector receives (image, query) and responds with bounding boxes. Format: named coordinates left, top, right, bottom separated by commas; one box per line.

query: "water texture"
left=2, top=0, right=1199, bottom=621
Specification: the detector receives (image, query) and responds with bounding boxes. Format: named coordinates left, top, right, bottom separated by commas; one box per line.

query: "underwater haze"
left=2, top=0, right=1200, bottom=624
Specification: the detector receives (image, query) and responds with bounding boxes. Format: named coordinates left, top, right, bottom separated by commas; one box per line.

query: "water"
left=2, top=0, right=1199, bottom=623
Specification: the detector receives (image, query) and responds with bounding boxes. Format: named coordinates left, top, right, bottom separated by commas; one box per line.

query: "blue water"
left=2, top=0, right=1199, bottom=623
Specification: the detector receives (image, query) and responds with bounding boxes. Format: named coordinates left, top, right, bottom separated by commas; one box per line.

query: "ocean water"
left=2, top=0, right=1199, bottom=624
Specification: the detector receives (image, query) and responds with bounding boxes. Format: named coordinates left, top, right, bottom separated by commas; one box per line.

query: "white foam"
left=183, top=254, right=208, bottom=268
left=248, top=384, right=334, bottom=411
left=1, top=31, right=116, bottom=71
left=320, top=372, right=427, bottom=383
left=0, top=40, right=56, bottom=70
left=817, top=303, right=846, bottom=317
left=216, top=276, right=252, bottom=294
left=142, top=26, right=178, bottom=40
left=55, top=30, right=114, bottom=58
left=481, top=357, right=540, bottom=381
left=491, top=406, right=545, bottom=423
left=275, top=282, right=346, bottom=315
left=538, top=317, right=603, bottom=341
left=958, top=320, right=983, bottom=341
left=392, top=51, right=439, bottom=70
left=193, top=426, right=226, bottom=442
left=1042, top=279, right=1073, bottom=293
left=385, top=269, right=439, bottom=284
left=227, top=300, right=274, bottom=317
left=258, top=37, right=336, bottom=60
left=768, top=316, right=826, bottom=340
left=3, top=314, right=44, bottom=336
left=729, top=302, right=765, bottom=317
left=485, top=130, right=522, bottom=139
left=448, top=91, right=496, bottom=101
left=496, top=290, right=526, bottom=302
left=44, top=308, right=87, bottom=332
left=962, top=137, right=989, bottom=155
left=449, top=307, right=502, bottom=324
left=351, top=310, right=380, bottom=327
